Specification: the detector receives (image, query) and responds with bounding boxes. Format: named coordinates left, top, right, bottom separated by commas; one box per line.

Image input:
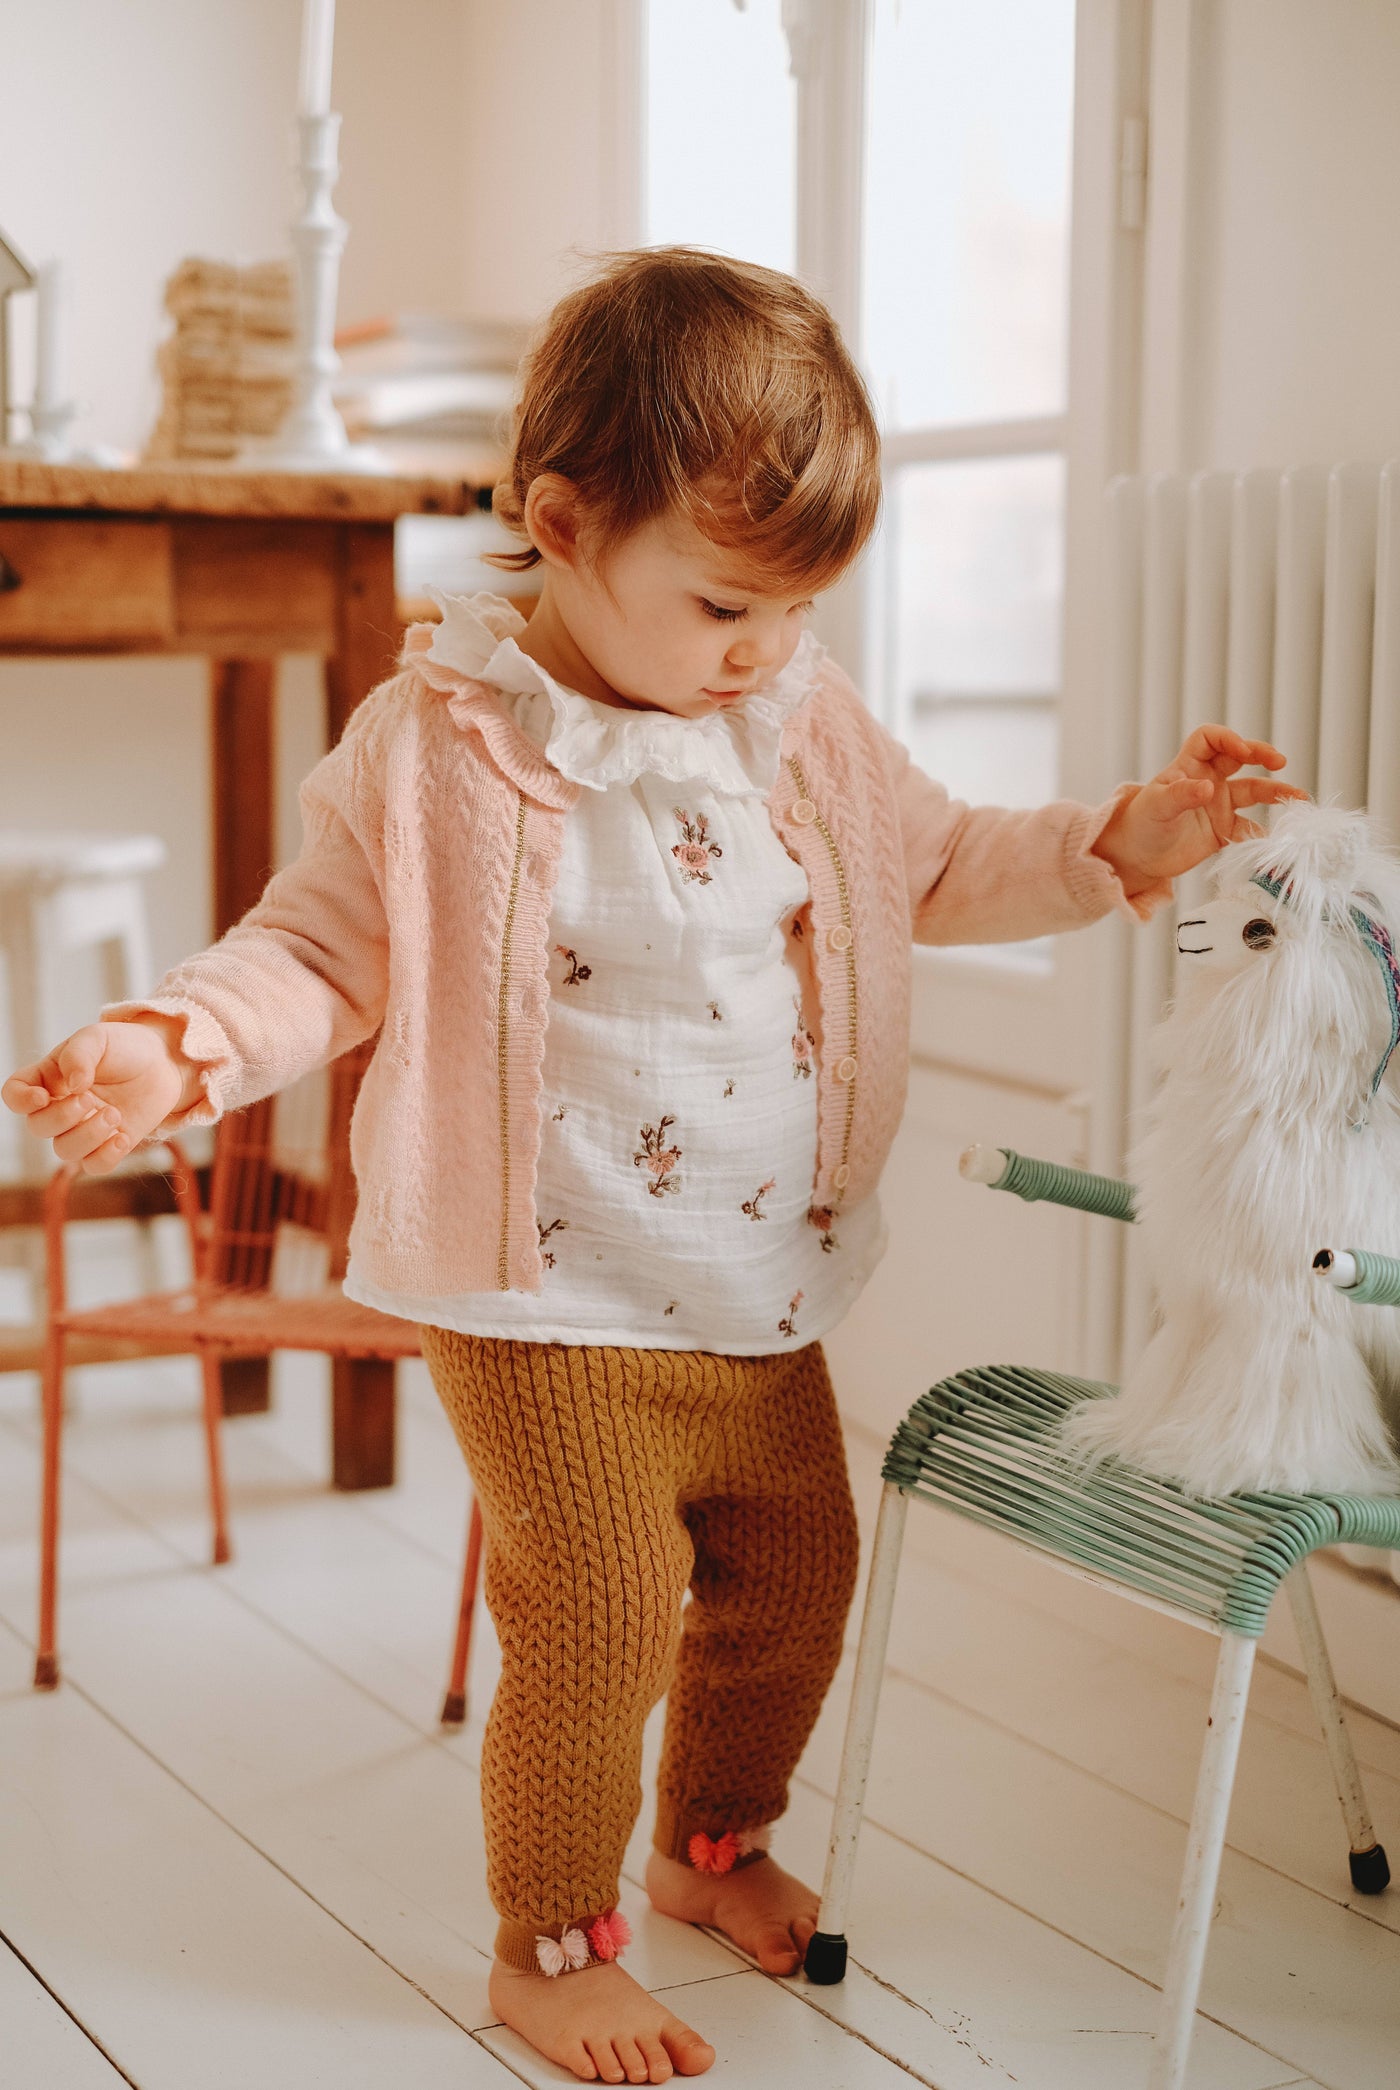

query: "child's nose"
left=726, top=630, right=779, bottom=670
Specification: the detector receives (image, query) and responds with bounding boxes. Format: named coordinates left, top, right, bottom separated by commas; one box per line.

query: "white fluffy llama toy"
left=1065, top=801, right=1400, bottom=1497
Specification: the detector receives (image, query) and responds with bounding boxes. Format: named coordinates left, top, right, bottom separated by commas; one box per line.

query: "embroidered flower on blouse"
left=552, top=1103, right=567, bottom=1121
left=537, top=1217, right=568, bottom=1268
left=672, top=809, right=723, bottom=884
left=634, top=1114, right=683, bottom=1196
left=555, top=944, right=592, bottom=985
left=707, top=1000, right=723, bottom=1021
left=792, top=999, right=816, bottom=1080
left=807, top=1204, right=840, bottom=1253
left=742, top=1178, right=776, bottom=1221
left=777, top=1290, right=804, bottom=1338
left=722, top=1078, right=735, bottom=1099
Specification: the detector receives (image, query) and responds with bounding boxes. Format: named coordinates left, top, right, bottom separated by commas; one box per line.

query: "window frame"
left=792, top=0, right=1148, bottom=1084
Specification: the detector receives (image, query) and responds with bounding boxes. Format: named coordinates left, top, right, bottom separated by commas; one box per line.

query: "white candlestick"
left=298, top=0, right=335, bottom=117
left=245, top=111, right=380, bottom=471
left=8, top=256, right=78, bottom=460
left=34, top=260, right=63, bottom=412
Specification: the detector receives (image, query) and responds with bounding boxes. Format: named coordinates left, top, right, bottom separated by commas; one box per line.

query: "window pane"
left=890, top=453, right=1063, bottom=806
left=645, top=0, right=796, bottom=274
left=863, top=0, right=1075, bottom=431
left=905, top=698, right=1058, bottom=814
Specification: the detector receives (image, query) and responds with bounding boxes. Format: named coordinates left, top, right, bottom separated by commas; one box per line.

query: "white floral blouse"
left=345, top=592, right=886, bottom=1353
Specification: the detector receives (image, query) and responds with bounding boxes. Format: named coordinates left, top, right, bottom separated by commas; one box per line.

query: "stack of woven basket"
left=143, top=257, right=295, bottom=461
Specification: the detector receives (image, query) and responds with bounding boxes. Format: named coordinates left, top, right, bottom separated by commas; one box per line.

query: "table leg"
left=331, top=1357, right=397, bottom=1490
left=210, top=658, right=277, bottom=1418
left=324, top=524, right=398, bottom=1488
left=212, top=659, right=275, bottom=929
left=325, top=523, right=397, bottom=739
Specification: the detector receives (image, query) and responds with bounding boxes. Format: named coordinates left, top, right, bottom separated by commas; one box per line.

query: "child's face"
left=553, top=506, right=819, bottom=719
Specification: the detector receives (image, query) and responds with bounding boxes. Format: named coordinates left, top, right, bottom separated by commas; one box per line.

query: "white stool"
left=0, top=831, right=168, bottom=1178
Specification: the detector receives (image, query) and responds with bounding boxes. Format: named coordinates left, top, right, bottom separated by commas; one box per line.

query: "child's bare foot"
left=644, top=1848, right=818, bottom=1976
left=489, top=1957, right=715, bottom=2084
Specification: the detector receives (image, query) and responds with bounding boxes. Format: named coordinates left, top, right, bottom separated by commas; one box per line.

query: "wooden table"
left=0, top=455, right=494, bottom=1487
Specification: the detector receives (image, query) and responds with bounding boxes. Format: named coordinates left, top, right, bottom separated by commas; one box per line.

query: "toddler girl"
left=4, top=249, right=1302, bottom=2086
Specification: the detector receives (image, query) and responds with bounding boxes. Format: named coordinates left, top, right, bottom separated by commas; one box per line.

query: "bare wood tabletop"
left=0, top=453, right=497, bottom=521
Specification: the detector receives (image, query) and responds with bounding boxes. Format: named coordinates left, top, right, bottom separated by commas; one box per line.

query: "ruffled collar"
left=417, top=589, right=823, bottom=796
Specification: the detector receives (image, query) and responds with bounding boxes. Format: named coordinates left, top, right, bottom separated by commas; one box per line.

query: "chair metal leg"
left=1286, top=1562, right=1390, bottom=1893
left=34, top=1320, right=66, bottom=1689
left=197, top=1349, right=234, bottom=1567
left=440, top=1494, right=484, bottom=1727
left=804, top=1480, right=910, bottom=1985
left=1150, top=1629, right=1256, bottom=2090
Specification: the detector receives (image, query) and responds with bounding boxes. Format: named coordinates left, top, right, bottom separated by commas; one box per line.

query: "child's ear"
left=523, top=473, right=586, bottom=572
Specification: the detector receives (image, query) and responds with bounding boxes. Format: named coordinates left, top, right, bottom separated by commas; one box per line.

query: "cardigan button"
left=834, top=1164, right=851, bottom=1189
left=828, top=924, right=853, bottom=952
left=836, top=1055, right=858, bottom=1083
left=791, top=797, right=817, bottom=825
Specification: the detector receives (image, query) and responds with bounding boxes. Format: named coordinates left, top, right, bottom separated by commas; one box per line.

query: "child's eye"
left=700, top=599, right=747, bottom=623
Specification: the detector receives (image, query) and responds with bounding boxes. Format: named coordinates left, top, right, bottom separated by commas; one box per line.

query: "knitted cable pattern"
left=419, top=1328, right=859, bottom=1972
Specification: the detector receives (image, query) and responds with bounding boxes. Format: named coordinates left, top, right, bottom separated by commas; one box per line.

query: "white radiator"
left=1094, top=461, right=1400, bottom=1373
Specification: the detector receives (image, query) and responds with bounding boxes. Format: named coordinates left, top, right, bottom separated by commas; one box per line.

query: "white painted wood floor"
left=1, top=1224, right=1398, bottom=2088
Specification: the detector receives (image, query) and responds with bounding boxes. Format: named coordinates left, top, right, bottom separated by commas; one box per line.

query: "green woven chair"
left=804, top=1147, right=1400, bottom=2090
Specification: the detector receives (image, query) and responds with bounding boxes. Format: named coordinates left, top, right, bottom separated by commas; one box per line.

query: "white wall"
left=0, top=0, right=473, bottom=458
left=0, top=1, right=637, bottom=1023
left=1175, top=0, right=1400, bottom=469
left=0, top=0, right=477, bottom=1015
left=456, top=0, right=639, bottom=328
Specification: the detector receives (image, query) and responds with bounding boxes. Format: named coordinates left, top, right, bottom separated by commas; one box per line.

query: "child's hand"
left=1, top=1018, right=193, bottom=1176
left=1091, top=727, right=1309, bottom=896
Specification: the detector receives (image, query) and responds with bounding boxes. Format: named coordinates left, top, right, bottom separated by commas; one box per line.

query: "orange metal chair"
left=34, top=1044, right=485, bottom=1708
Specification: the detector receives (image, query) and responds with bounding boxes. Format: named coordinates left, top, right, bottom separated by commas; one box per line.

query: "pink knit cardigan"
left=106, top=623, right=1159, bottom=1298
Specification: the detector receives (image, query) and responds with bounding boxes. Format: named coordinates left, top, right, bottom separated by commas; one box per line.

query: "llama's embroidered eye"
left=1242, top=916, right=1277, bottom=950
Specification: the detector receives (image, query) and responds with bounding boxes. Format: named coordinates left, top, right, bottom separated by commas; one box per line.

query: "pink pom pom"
left=535, top=1936, right=567, bottom=1977
left=587, top=1909, right=632, bottom=1962
left=688, top=1830, right=740, bottom=1876
left=536, top=1925, right=592, bottom=1975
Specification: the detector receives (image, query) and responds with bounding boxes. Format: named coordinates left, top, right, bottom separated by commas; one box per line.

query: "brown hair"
left=488, top=247, right=881, bottom=593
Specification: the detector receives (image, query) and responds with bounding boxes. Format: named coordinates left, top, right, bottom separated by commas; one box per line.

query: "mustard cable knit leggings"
left=419, top=1328, right=860, bottom=1973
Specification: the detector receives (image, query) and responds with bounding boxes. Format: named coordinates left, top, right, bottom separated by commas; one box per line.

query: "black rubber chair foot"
left=803, top=1930, right=848, bottom=1984
left=1350, top=1843, right=1391, bottom=1894
left=439, top=1690, right=466, bottom=1727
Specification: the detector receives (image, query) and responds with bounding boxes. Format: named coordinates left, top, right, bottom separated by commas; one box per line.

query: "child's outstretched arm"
left=1087, top=726, right=1307, bottom=894
left=868, top=691, right=1303, bottom=945
left=2, top=685, right=395, bottom=1177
